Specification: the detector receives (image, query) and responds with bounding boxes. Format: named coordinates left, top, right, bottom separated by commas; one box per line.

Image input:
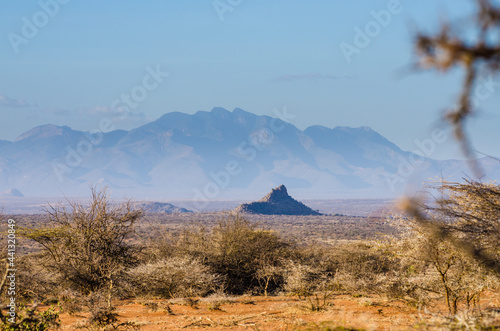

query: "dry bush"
left=87, top=305, right=119, bottom=328
left=0, top=228, right=61, bottom=330
left=432, top=180, right=500, bottom=271
left=283, top=260, right=324, bottom=297
left=393, top=180, right=500, bottom=317
left=409, top=0, right=500, bottom=279
left=415, top=310, right=500, bottom=330
left=256, top=264, right=284, bottom=296
left=283, top=260, right=336, bottom=312
left=9, top=254, right=61, bottom=303
left=389, top=213, right=498, bottom=314
left=58, top=289, right=84, bottom=315
left=326, top=242, right=398, bottom=296
left=279, top=241, right=400, bottom=300
left=408, top=0, right=500, bottom=320
left=282, top=243, right=394, bottom=309
left=199, top=292, right=238, bottom=310
left=74, top=291, right=138, bottom=330
left=21, top=187, right=143, bottom=307
left=165, top=214, right=292, bottom=295
left=127, top=256, right=220, bottom=299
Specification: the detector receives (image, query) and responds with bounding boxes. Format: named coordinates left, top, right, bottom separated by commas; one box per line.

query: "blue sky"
left=1, top=0, right=498, bottom=160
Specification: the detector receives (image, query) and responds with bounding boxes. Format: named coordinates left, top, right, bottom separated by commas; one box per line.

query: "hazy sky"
left=1, top=0, right=498, bottom=160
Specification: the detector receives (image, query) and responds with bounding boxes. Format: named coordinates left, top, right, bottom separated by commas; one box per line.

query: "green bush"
left=0, top=305, right=60, bottom=331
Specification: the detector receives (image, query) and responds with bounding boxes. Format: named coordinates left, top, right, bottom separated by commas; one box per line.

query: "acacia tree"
left=23, top=187, right=143, bottom=307
left=432, top=180, right=500, bottom=272
left=392, top=212, right=493, bottom=315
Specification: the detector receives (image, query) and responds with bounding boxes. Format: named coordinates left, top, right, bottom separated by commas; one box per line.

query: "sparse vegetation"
left=0, top=0, right=498, bottom=329
left=0, top=180, right=497, bottom=330
left=128, top=256, right=220, bottom=298
left=165, top=214, right=292, bottom=295
left=21, top=187, right=142, bottom=307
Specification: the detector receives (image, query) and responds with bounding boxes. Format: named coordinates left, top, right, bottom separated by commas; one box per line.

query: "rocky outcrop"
left=234, top=185, right=321, bottom=215
left=135, top=202, right=192, bottom=213
left=1, top=188, right=24, bottom=197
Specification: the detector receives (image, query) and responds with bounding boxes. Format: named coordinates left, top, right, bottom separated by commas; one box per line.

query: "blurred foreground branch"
left=415, top=0, right=500, bottom=174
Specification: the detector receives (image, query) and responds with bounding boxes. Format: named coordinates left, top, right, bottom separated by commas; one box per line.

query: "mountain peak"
left=15, top=124, right=71, bottom=142
left=234, top=185, right=322, bottom=215
left=1, top=188, right=24, bottom=197
left=260, top=184, right=290, bottom=203
left=211, top=107, right=230, bottom=113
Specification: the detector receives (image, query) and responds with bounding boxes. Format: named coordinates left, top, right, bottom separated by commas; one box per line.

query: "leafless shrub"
left=409, top=2, right=500, bottom=322
left=21, top=186, right=143, bottom=308
left=78, top=292, right=139, bottom=330
left=432, top=180, right=500, bottom=269
left=59, top=289, right=84, bottom=315
left=415, top=309, right=500, bottom=330
left=12, top=253, right=61, bottom=303
left=389, top=211, right=498, bottom=315
left=168, top=214, right=292, bottom=295
left=256, top=264, right=284, bottom=296
left=128, top=256, right=220, bottom=299
left=88, top=306, right=119, bottom=327
left=200, top=292, right=237, bottom=306
left=326, top=242, right=397, bottom=296
left=409, top=0, right=500, bottom=316
left=0, top=246, right=61, bottom=330
left=280, top=241, right=401, bottom=306
left=283, top=261, right=322, bottom=297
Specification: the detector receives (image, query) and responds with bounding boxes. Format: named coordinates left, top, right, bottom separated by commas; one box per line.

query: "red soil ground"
left=53, top=292, right=500, bottom=330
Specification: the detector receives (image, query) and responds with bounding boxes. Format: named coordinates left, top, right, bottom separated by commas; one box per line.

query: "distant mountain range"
left=0, top=107, right=498, bottom=208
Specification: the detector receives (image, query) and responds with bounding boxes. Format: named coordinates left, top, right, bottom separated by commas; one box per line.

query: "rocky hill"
left=135, top=202, right=192, bottom=214
left=0, top=188, right=24, bottom=197
left=234, top=185, right=321, bottom=215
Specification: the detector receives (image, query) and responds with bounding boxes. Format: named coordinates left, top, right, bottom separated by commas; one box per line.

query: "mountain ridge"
left=0, top=107, right=497, bottom=202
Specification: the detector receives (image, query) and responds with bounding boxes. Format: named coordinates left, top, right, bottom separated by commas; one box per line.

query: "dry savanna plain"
left=1, top=197, right=499, bottom=330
